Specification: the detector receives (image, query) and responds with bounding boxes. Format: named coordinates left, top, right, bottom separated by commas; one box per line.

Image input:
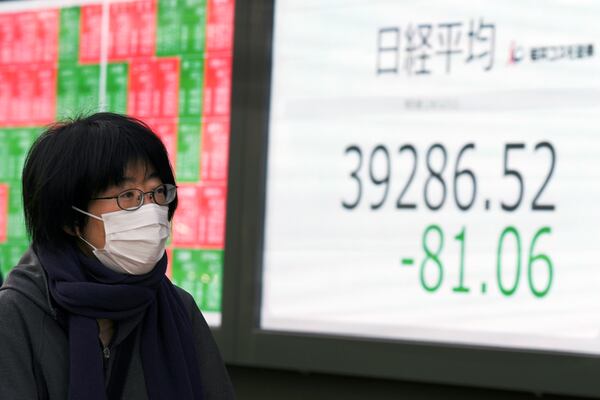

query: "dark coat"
left=0, top=248, right=235, bottom=399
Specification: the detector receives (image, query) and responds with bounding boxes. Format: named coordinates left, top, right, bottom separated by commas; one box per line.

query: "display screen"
left=0, top=0, right=234, bottom=326
left=261, top=0, right=600, bottom=354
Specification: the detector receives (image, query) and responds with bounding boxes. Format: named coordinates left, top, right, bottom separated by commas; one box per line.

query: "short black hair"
left=22, top=112, right=178, bottom=247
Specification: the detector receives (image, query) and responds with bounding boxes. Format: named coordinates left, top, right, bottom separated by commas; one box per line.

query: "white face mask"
left=72, top=203, right=170, bottom=275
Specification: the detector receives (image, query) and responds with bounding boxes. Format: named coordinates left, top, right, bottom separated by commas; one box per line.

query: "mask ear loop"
left=71, top=206, right=103, bottom=221
left=77, top=234, right=99, bottom=252
left=71, top=206, right=103, bottom=251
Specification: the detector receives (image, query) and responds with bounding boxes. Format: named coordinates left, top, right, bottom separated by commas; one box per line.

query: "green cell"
left=182, top=0, right=206, bottom=19
left=77, top=64, right=101, bottom=114
left=59, top=7, right=81, bottom=63
left=156, top=0, right=207, bottom=56
left=11, top=129, right=41, bottom=180
left=0, top=130, right=9, bottom=181
left=171, top=248, right=223, bottom=312
left=0, top=129, right=41, bottom=242
left=175, top=120, right=201, bottom=182
left=7, top=181, right=26, bottom=241
left=0, top=129, right=41, bottom=181
left=181, top=0, right=206, bottom=54
left=105, top=63, right=129, bottom=114
left=156, top=0, right=181, bottom=56
left=56, top=64, right=80, bottom=119
left=179, top=56, right=204, bottom=119
left=0, top=240, right=30, bottom=277
left=57, top=64, right=101, bottom=119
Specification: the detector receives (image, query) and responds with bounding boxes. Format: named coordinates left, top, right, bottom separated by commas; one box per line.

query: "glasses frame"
left=91, top=183, right=177, bottom=211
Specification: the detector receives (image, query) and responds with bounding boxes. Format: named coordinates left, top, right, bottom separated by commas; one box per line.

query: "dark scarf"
left=35, top=243, right=203, bottom=400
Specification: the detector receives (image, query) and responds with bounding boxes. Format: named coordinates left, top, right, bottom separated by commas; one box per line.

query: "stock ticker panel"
left=0, top=0, right=234, bottom=322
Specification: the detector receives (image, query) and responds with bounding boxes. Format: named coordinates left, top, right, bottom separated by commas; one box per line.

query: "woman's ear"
left=63, top=224, right=80, bottom=236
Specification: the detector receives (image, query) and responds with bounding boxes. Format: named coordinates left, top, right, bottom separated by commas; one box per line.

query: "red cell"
left=0, top=10, right=59, bottom=65
left=12, top=66, right=35, bottom=124
left=128, top=58, right=179, bottom=119
left=127, top=61, right=154, bottom=118
left=0, top=67, right=14, bottom=125
left=172, top=183, right=227, bottom=249
left=201, top=117, right=229, bottom=182
left=109, top=0, right=156, bottom=61
left=79, top=5, right=102, bottom=64
left=197, top=183, right=227, bottom=249
left=0, top=64, right=56, bottom=127
left=109, top=2, right=134, bottom=61
left=134, top=0, right=157, bottom=59
left=80, top=0, right=157, bottom=63
left=34, top=66, right=58, bottom=124
left=143, top=118, right=178, bottom=169
left=155, top=58, right=179, bottom=117
left=172, top=184, right=200, bottom=247
left=202, top=56, right=231, bottom=117
left=32, top=10, right=60, bottom=63
left=0, top=184, right=8, bottom=243
left=0, top=14, right=16, bottom=64
left=206, top=0, right=235, bottom=53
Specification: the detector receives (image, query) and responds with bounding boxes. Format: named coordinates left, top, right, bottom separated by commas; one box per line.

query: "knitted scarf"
left=36, top=243, right=203, bottom=400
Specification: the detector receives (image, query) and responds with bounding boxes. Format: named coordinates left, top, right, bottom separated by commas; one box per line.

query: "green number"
left=420, top=224, right=444, bottom=292
left=496, top=226, right=521, bottom=296
left=452, top=227, right=470, bottom=293
left=528, top=227, right=553, bottom=298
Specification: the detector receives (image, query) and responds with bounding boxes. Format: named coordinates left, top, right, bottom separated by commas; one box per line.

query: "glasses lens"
left=118, top=189, right=143, bottom=210
left=153, top=184, right=176, bottom=205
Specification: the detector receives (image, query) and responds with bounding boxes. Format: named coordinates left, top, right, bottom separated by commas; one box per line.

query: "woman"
left=0, top=113, right=235, bottom=399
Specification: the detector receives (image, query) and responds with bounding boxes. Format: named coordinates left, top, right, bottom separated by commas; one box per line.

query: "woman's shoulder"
left=0, top=283, right=30, bottom=318
left=0, top=257, right=51, bottom=348
left=171, top=284, right=212, bottom=330
left=0, top=249, right=55, bottom=321
left=1, top=248, right=56, bottom=311
left=171, top=284, right=236, bottom=398
left=172, top=284, right=198, bottom=316
left=173, top=284, right=196, bottom=306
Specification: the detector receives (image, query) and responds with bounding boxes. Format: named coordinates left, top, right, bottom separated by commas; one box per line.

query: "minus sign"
left=401, top=258, right=414, bottom=266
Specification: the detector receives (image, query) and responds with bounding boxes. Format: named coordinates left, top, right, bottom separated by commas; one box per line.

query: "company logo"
left=509, top=42, right=594, bottom=64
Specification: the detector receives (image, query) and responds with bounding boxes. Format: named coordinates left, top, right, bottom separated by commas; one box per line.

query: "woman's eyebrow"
left=145, top=171, right=160, bottom=180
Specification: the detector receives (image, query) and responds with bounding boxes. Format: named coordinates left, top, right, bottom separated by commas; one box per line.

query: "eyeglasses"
left=92, top=184, right=177, bottom=211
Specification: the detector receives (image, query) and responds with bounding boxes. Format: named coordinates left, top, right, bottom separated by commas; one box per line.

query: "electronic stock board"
left=0, top=0, right=234, bottom=326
